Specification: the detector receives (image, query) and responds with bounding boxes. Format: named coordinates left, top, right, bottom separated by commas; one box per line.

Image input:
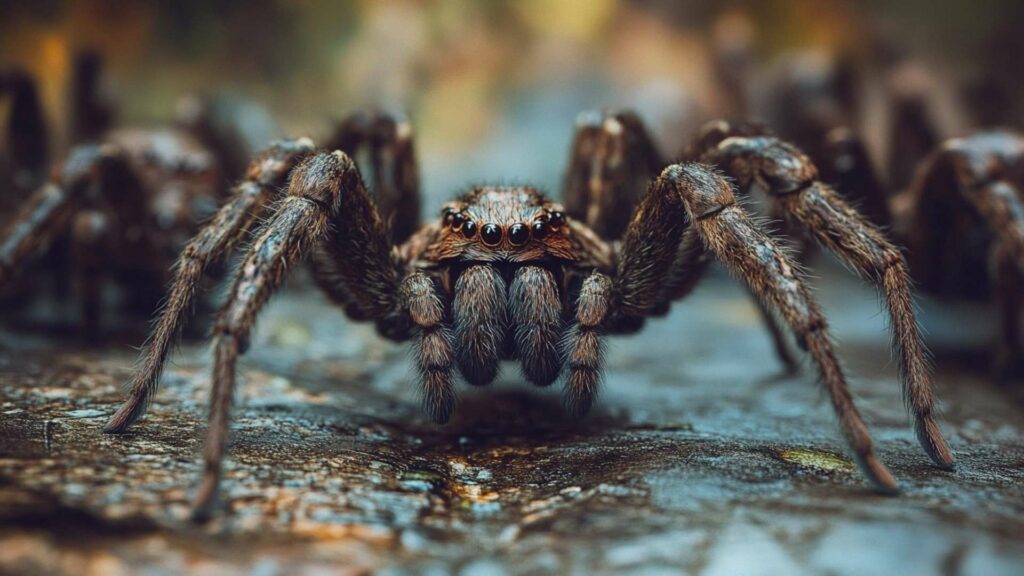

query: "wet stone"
left=1, top=266, right=1023, bottom=574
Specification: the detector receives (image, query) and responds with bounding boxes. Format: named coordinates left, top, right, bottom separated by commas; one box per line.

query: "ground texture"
left=1, top=264, right=1022, bottom=575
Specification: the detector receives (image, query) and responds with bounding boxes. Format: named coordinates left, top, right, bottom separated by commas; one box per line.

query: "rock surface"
left=1, top=265, right=1022, bottom=575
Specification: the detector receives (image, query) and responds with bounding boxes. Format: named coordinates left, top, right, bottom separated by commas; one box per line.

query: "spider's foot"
left=916, top=417, right=955, bottom=471
left=189, top=470, right=221, bottom=523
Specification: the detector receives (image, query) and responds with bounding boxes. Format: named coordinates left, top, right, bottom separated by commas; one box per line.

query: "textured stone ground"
left=1, top=264, right=1022, bottom=575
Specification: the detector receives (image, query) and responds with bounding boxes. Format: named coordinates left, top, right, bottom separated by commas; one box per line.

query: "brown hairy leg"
left=562, top=273, right=611, bottom=416
left=70, top=210, right=108, bottom=336
left=708, top=135, right=955, bottom=470
left=104, top=139, right=315, bottom=434
left=401, top=273, right=456, bottom=423
left=617, top=163, right=899, bottom=493
left=325, top=111, right=420, bottom=243
left=0, top=145, right=113, bottom=283
left=563, top=110, right=664, bottom=239
left=992, top=241, right=1022, bottom=379
left=189, top=149, right=401, bottom=520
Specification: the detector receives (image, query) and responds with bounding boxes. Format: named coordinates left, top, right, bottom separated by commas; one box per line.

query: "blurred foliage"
left=2, top=0, right=1023, bottom=202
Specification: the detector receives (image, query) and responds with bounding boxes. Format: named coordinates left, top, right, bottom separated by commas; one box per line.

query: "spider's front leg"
left=706, top=134, right=955, bottom=470
left=613, top=164, right=899, bottom=493
left=104, top=139, right=315, bottom=433
left=189, top=149, right=405, bottom=520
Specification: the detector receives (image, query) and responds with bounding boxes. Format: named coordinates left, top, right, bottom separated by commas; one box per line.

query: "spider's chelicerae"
left=103, top=110, right=955, bottom=520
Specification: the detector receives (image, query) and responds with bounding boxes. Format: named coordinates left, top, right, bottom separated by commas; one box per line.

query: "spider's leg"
left=886, top=76, right=941, bottom=192
left=191, top=150, right=373, bottom=520
left=510, top=265, right=564, bottom=388
left=709, top=135, right=954, bottom=470
left=2, top=69, right=49, bottom=189
left=562, top=273, right=611, bottom=416
left=401, top=273, right=456, bottom=423
left=622, top=163, right=899, bottom=492
left=563, top=110, right=664, bottom=239
left=104, top=139, right=315, bottom=434
left=326, top=112, right=420, bottom=243
left=746, top=284, right=801, bottom=375
left=992, top=241, right=1022, bottom=379
left=0, top=145, right=113, bottom=285
left=70, top=210, right=108, bottom=336
left=821, top=127, right=892, bottom=228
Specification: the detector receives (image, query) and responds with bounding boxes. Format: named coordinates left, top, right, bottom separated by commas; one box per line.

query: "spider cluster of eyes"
left=442, top=207, right=565, bottom=247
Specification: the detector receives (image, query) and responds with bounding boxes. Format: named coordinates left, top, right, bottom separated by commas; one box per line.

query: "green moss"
left=779, top=449, right=855, bottom=472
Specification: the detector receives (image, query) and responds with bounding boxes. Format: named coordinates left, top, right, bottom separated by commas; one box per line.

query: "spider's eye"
left=531, top=219, right=548, bottom=240
left=508, top=223, right=530, bottom=246
left=549, top=211, right=565, bottom=227
left=449, top=211, right=465, bottom=230
left=443, top=209, right=455, bottom=224
left=462, top=219, right=477, bottom=238
left=481, top=223, right=502, bottom=246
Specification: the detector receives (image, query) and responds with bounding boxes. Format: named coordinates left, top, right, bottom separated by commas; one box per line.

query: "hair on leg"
left=401, top=272, right=457, bottom=423
left=562, top=273, right=611, bottom=416
left=563, top=110, right=664, bottom=239
left=104, top=139, right=314, bottom=434
left=189, top=151, right=361, bottom=520
left=661, top=163, right=899, bottom=492
left=709, top=135, right=954, bottom=470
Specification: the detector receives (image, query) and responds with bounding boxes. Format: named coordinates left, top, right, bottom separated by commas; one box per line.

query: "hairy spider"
left=103, top=110, right=953, bottom=520
left=902, top=131, right=1024, bottom=377
left=0, top=128, right=227, bottom=335
left=0, top=59, right=283, bottom=334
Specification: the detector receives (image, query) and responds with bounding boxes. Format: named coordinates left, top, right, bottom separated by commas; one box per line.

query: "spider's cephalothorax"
left=103, top=110, right=954, bottom=520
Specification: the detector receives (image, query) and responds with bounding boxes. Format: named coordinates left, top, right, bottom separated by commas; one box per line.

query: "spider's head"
left=423, top=186, right=577, bottom=263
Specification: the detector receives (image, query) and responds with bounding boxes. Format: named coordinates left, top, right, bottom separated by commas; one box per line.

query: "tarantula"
left=102, top=110, right=953, bottom=520
left=0, top=128, right=224, bottom=335
left=0, top=58, right=283, bottom=334
left=902, top=131, right=1024, bottom=376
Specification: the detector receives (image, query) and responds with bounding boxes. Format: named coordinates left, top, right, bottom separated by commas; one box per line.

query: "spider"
left=102, top=110, right=954, bottom=520
left=0, top=128, right=227, bottom=335
left=901, top=130, right=1024, bottom=378
left=0, top=59, right=285, bottom=335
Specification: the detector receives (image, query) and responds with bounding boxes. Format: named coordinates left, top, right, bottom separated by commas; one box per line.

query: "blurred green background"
left=2, top=0, right=1022, bottom=208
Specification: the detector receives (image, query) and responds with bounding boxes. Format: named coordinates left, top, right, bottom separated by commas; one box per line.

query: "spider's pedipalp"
left=104, top=138, right=314, bottom=434
left=510, top=265, right=564, bottom=387
left=706, top=134, right=954, bottom=470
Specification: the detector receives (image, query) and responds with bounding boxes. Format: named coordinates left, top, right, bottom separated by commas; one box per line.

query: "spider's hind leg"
left=563, top=110, right=664, bottom=239
left=326, top=112, right=420, bottom=243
